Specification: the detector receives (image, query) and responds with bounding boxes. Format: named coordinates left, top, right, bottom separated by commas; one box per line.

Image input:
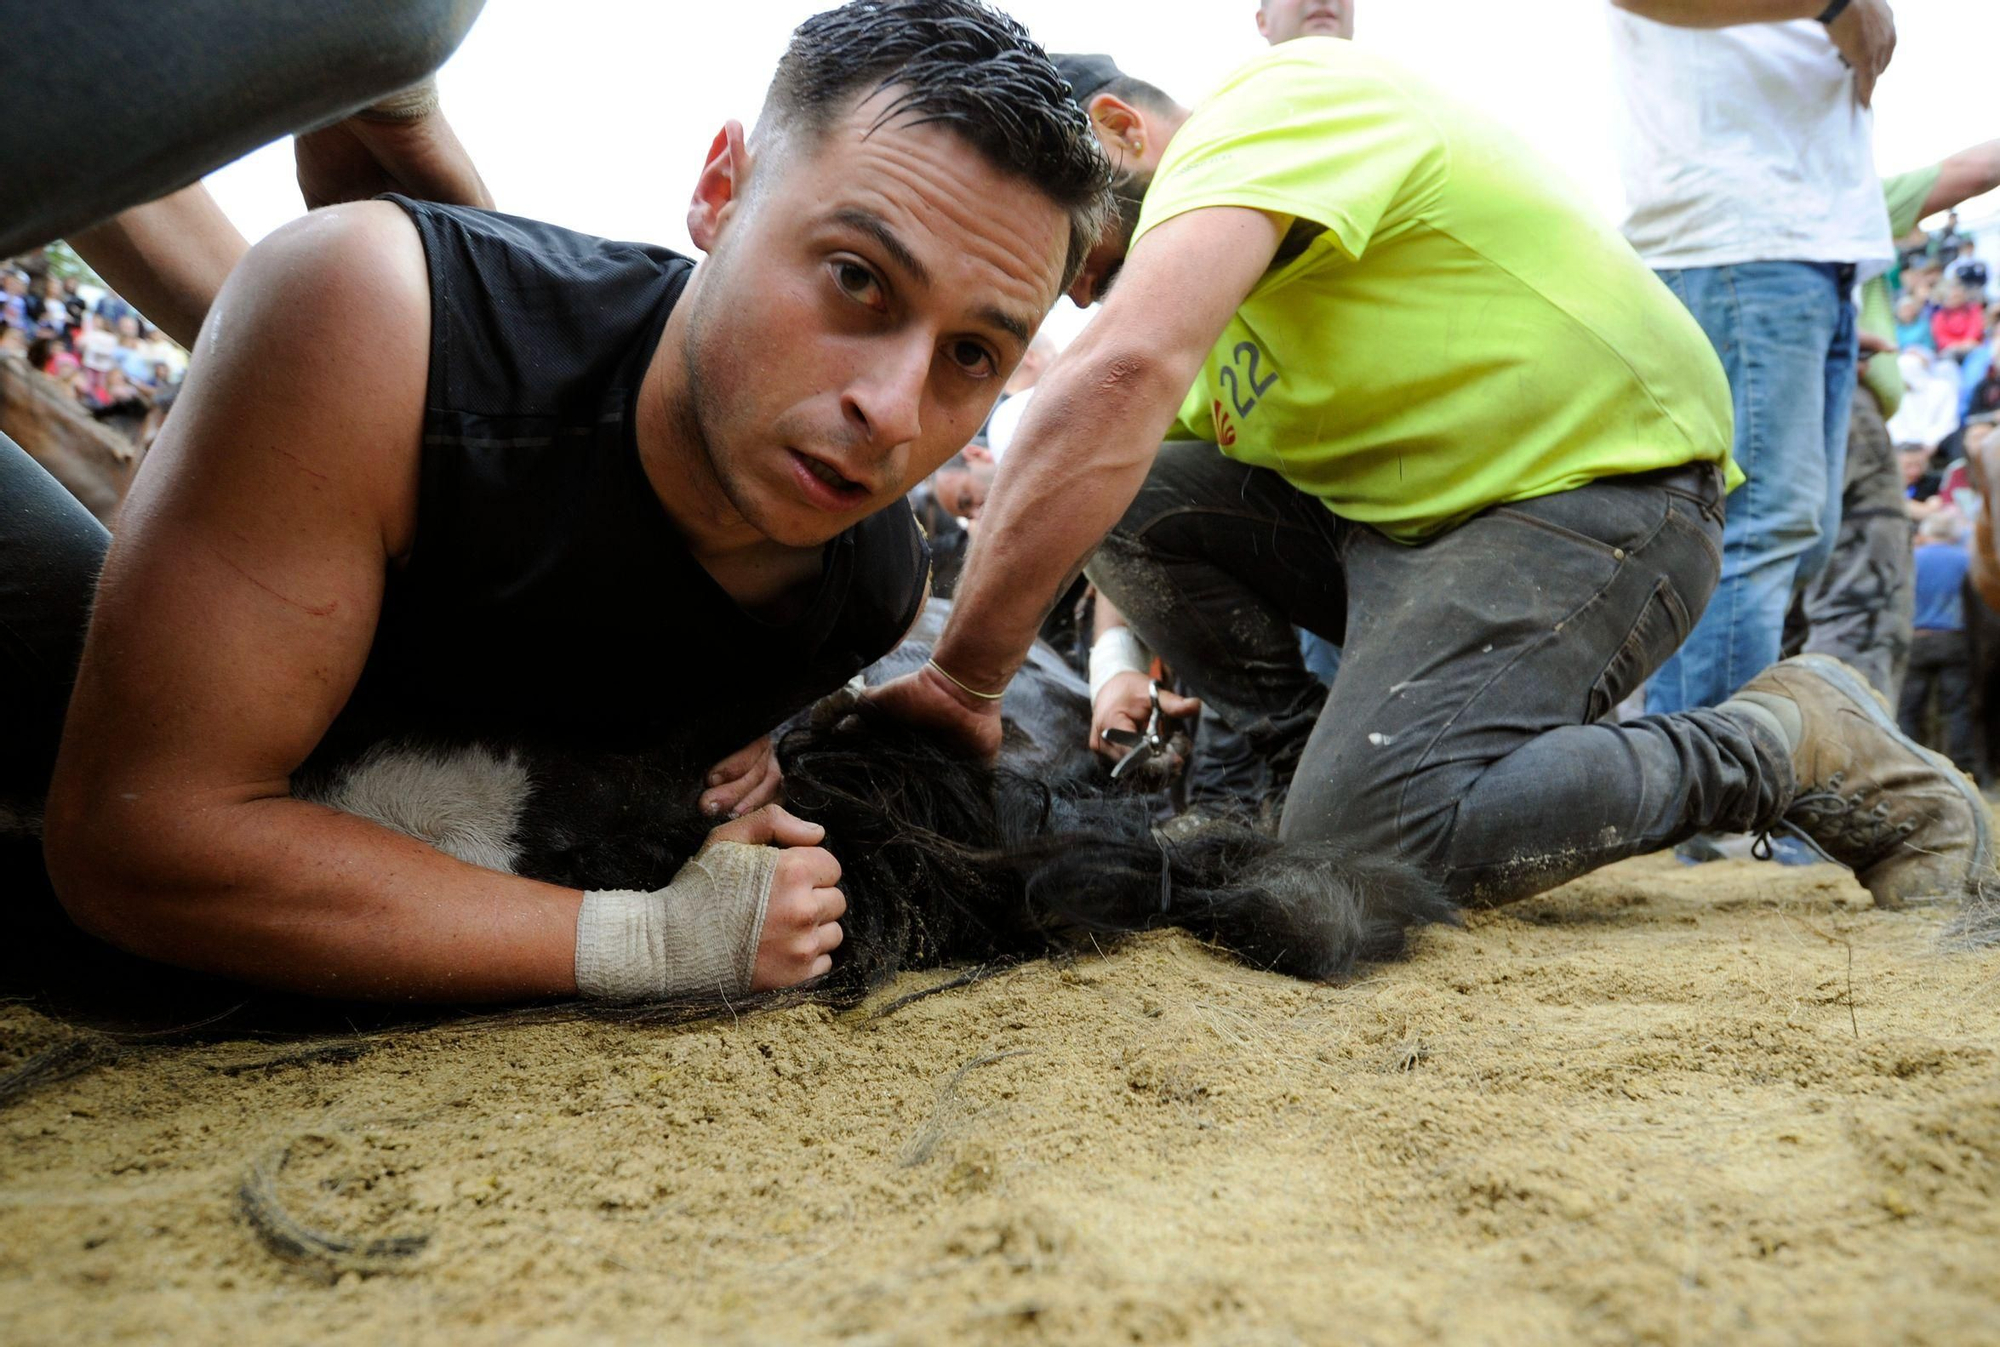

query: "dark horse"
left=289, top=600, right=1457, bottom=1005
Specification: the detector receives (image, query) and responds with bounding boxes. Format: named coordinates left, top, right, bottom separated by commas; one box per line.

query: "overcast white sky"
left=208, top=0, right=1996, bottom=345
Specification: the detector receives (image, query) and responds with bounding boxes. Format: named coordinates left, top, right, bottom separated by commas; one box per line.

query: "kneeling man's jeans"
left=1645, top=261, right=1859, bottom=713
left=1087, top=444, right=1795, bottom=905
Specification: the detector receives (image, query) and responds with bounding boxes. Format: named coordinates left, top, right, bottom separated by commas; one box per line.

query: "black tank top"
left=337, top=197, right=929, bottom=768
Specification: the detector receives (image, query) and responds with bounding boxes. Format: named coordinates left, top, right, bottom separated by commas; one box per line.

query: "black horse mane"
left=768, top=706, right=1457, bottom=999
left=475, top=698, right=1456, bottom=1007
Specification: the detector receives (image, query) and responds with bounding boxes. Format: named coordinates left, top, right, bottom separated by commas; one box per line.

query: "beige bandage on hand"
left=574, top=836, right=778, bottom=1001
left=352, top=76, right=443, bottom=124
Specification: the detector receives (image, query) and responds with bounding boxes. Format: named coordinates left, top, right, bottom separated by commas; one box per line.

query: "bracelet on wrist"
left=925, top=657, right=1007, bottom=702
left=1815, top=0, right=1851, bottom=25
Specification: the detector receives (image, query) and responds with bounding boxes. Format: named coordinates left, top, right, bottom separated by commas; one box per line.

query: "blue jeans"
left=1645, top=262, right=1858, bottom=714
left=1298, top=629, right=1342, bottom=685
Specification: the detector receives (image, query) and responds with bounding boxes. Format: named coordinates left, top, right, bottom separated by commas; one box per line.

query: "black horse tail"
left=1001, top=813, right=1458, bottom=981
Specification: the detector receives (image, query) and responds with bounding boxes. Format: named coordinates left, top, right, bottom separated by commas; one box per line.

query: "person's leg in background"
left=0, top=0, right=484, bottom=256
left=1298, top=629, right=1342, bottom=685
left=1899, top=627, right=1981, bottom=779
left=1896, top=632, right=1941, bottom=743
left=1802, top=388, right=1916, bottom=702
left=0, top=438, right=109, bottom=820
left=1934, top=631, right=1981, bottom=779
left=1647, top=263, right=1856, bottom=715
left=1187, top=630, right=1340, bottom=816
left=1797, top=264, right=1861, bottom=588
left=1085, top=442, right=1343, bottom=798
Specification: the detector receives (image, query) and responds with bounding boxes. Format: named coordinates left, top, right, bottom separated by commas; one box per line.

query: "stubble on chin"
left=669, top=283, right=760, bottom=532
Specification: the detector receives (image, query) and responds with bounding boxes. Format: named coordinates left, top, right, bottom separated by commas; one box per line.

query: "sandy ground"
left=4, top=853, right=1999, bottom=1346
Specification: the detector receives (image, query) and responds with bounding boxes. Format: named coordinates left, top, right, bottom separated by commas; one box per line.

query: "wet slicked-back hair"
left=760, top=0, right=1114, bottom=289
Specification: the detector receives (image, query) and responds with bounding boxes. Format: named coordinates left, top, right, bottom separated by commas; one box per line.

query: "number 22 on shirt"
left=1210, top=339, right=1276, bottom=448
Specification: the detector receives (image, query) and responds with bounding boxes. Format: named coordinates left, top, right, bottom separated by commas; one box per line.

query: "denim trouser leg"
left=0, top=0, right=485, bottom=255
left=1, top=437, right=110, bottom=810
left=1087, top=445, right=1797, bottom=905
left=1298, top=629, right=1343, bottom=685
left=1645, top=262, right=1859, bottom=713
left=1803, top=281, right=1860, bottom=584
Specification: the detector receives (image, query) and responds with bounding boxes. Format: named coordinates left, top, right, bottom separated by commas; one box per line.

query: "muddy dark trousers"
left=1801, top=388, right=1914, bottom=702
left=1085, top=441, right=1798, bottom=905
left=1898, top=629, right=1979, bottom=777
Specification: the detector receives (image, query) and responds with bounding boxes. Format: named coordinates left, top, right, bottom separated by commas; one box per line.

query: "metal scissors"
left=1100, top=679, right=1167, bottom=780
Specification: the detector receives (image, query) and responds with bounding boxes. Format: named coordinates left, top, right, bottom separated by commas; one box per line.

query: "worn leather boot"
left=1724, top=654, right=1995, bottom=907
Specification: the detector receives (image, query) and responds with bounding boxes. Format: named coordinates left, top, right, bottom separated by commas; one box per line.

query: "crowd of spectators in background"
left=1877, top=213, right=2000, bottom=779
left=1885, top=212, right=2000, bottom=453
left=0, top=247, right=185, bottom=449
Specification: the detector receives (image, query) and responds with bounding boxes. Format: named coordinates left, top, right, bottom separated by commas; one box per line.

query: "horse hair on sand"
left=289, top=701, right=1458, bottom=1015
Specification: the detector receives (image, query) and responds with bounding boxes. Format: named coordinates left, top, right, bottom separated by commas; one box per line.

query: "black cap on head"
left=1050, top=52, right=1126, bottom=109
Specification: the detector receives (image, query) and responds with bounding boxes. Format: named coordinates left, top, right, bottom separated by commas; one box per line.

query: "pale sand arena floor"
left=4, top=854, right=1998, bottom=1346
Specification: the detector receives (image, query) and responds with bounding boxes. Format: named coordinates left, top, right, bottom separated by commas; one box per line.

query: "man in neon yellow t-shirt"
left=868, top=40, right=1993, bottom=914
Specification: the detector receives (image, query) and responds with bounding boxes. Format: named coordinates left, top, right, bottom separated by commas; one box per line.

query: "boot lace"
left=1756, top=769, right=1919, bottom=866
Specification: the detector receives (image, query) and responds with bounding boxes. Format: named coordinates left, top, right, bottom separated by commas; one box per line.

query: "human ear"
left=1085, top=95, right=1147, bottom=163
left=687, top=120, right=749, bottom=253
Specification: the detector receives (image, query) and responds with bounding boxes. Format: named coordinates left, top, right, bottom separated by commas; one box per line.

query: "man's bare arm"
left=43, top=203, right=584, bottom=1002
left=69, top=94, right=492, bottom=351
left=1921, top=139, right=2000, bottom=221
left=293, top=87, right=495, bottom=214
left=68, top=185, right=250, bottom=350
left=865, top=206, right=1284, bottom=756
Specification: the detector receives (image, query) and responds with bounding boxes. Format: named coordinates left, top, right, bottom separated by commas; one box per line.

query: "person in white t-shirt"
left=1607, top=0, right=1896, bottom=747
left=74, top=315, right=120, bottom=377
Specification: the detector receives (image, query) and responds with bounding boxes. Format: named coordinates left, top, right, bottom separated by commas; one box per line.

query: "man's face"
left=678, top=92, right=1070, bottom=548
left=1901, top=449, right=1932, bottom=486
left=1257, top=0, right=1355, bottom=44
left=1068, top=163, right=1147, bottom=309
left=931, top=463, right=994, bottom=519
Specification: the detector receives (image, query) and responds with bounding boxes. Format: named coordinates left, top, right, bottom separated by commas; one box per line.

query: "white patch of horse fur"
left=298, top=742, right=529, bottom=874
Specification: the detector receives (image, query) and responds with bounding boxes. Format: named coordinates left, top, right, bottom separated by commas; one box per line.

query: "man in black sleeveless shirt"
left=34, top=1, right=1112, bottom=1004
